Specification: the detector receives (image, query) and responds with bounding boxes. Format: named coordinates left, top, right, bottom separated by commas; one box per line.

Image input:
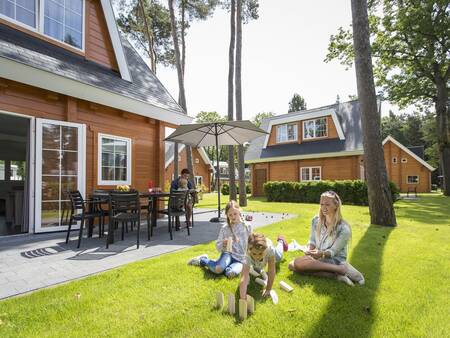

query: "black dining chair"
left=140, top=195, right=153, bottom=240
left=107, top=191, right=141, bottom=249
left=186, top=189, right=198, bottom=228
left=92, top=190, right=111, bottom=237
left=65, top=190, right=104, bottom=248
left=158, top=191, right=190, bottom=240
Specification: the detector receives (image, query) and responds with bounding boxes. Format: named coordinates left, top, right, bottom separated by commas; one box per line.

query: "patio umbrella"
left=164, top=121, right=268, bottom=222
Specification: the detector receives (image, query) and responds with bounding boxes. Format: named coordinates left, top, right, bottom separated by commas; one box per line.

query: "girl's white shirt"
left=216, top=222, right=252, bottom=263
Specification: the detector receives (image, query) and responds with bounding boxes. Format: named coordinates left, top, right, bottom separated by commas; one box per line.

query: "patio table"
left=89, top=190, right=170, bottom=245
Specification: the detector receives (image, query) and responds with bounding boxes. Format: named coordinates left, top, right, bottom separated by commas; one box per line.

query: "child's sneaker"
left=277, top=235, right=288, bottom=252
left=187, top=254, right=208, bottom=266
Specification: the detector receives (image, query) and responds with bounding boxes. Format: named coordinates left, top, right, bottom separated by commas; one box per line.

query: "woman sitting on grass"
left=187, top=200, right=252, bottom=278
left=239, top=233, right=288, bottom=300
left=288, top=190, right=365, bottom=286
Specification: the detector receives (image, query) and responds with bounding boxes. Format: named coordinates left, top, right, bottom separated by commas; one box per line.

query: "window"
left=407, top=176, right=419, bottom=184
left=10, top=160, right=25, bottom=180
left=300, top=167, right=321, bottom=181
left=98, top=134, right=131, bottom=185
left=195, top=158, right=200, bottom=164
left=43, top=0, right=84, bottom=49
left=0, top=0, right=37, bottom=28
left=194, top=175, right=203, bottom=186
left=0, top=160, right=5, bottom=180
left=276, top=123, right=298, bottom=143
left=401, top=158, right=408, bottom=163
left=392, top=157, right=398, bottom=164
left=303, top=117, right=328, bottom=140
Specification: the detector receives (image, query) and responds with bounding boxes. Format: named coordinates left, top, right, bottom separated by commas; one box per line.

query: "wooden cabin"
left=0, top=0, right=191, bottom=235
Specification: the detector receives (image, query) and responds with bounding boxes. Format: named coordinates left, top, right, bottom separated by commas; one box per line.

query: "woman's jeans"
left=200, top=251, right=243, bottom=277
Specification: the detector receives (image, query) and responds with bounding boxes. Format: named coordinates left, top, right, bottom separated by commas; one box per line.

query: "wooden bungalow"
left=245, top=100, right=435, bottom=196
left=0, top=0, right=191, bottom=235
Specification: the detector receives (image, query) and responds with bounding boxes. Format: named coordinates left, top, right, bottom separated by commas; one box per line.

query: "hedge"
left=263, top=180, right=400, bottom=206
left=221, top=183, right=251, bottom=196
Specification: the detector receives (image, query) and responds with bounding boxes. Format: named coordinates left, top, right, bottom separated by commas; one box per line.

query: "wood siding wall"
left=0, top=78, right=165, bottom=194
left=383, top=141, right=431, bottom=193
left=165, top=148, right=212, bottom=192
left=251, top=155, right=362, bottom=196
left=267, top=115, right=339, bottom=147
left=0, top=0, right=119, bottom=71
left=250, top=142, right=432, bottom=196
left=85, top=0, right=118, bottom=70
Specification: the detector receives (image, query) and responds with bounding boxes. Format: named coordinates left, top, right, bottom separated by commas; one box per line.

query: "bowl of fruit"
left=116, top=184, right=130, bottom=192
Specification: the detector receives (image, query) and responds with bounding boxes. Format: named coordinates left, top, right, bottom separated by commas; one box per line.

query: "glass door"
left=35, top=119, right=85, bottom=233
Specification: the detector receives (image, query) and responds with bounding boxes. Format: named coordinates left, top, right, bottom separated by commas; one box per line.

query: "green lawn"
left=1, top=193, right=449, bottom=337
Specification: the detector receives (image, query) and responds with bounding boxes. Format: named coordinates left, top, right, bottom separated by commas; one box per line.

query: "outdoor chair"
left=108, top=191, right=141, bottom=249
left=140, top=195, right=153, bottom=240
left=158, top=191, right=190, bottom=240
left=92, top=189, right=112, bottom=237
left=65, top=190, right=104, bottom=248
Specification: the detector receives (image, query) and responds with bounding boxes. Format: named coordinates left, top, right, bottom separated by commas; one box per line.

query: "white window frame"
left=194, top=175, right=203, bottom=186
left=97, top=133, right=132, bottom=186
left=401, top=158, right=408, bottom=163
left=0, top=0, right=39, bottom=30
left=39, top=0, right=86, bottom=52
left=392, top=157, right=398, bottom=164
left=300, top=166, right=321, bottom=182
left=276, top=123, right=298, bottom=143
left=407, top=175, right=419, bottom=184
left=303, top=117, right=328, bottom=140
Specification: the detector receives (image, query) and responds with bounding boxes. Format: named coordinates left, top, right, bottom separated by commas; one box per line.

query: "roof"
left=383, top=136, right=435, bottom=171
left=245, top=100, right=364, bottom=163
left=165, top=143, right=215, bottom=173
left=407, top=146, right=425, bottom=159
left=0, top=23, right=192, bottom=125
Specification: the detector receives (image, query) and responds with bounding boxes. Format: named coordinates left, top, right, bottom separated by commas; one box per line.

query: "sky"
left=150, top=1, right=405, bottom=120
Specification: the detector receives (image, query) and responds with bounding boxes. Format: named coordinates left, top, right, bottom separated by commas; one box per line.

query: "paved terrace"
left=0, top=209, right=295, bottom=300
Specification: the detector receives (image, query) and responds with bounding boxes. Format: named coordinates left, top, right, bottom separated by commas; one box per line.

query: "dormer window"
left=276, top=123, right=298, bottom=143
left=43, top=0, right=84, bottom=49
left=0, top=0, right=84, bottom=50
left=303, top=117, right=327, bottom=140
left=0, top=0, right=37, bottom=28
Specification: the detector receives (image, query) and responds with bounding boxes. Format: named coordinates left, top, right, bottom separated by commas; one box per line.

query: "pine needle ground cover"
left=0, top=194, right=449, bottom=337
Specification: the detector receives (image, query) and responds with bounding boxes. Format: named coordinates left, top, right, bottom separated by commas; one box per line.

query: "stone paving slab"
left=0, top=209, right=295, bottom=300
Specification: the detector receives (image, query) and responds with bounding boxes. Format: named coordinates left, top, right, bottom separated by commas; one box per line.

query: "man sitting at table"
left=170, top=168, right=193, bottom=228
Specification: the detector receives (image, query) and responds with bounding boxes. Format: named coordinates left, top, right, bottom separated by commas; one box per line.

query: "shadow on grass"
left=288, top=225, right=394, bottom=337
left=395, top=194, right=450, bottom=225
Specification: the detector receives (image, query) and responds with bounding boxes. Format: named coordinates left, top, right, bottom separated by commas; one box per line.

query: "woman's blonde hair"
left=247, top=233, right=267, bottom=252
left=317, top=191, right=347, bottom=241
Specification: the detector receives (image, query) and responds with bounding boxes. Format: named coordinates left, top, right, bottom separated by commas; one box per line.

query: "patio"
left=0, top=208, right=294, bottom=299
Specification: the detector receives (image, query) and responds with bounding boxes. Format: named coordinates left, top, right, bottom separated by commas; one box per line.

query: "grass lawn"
left=1, top=193, right=449, bottom=337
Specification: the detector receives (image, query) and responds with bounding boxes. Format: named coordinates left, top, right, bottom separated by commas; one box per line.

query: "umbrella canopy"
left=164, top=121, right=267, bottom=147
left=164, top=120, right=267, bottom=222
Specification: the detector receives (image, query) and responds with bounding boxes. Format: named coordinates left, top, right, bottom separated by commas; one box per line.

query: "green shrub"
left=221, top=183, right=251, bottom=196
left=263, top=180, right=399, bottom=206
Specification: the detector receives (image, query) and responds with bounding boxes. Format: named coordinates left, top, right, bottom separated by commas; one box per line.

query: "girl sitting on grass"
left=239, top=233, right=288, bottom=300
left=288, top=190, right=364, bottom=286
left=187, top=200, right=252, bottom=278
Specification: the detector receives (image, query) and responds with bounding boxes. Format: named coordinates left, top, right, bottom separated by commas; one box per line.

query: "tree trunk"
left=138, top=0, right=156, bottom=73
left=351, top=0, right=396, bottom=226
left=168, top=0, right=195, bottom=187
left=227, top=0, right=237, bottom=201
left=435, top=73, right=450, bottom=195
left=235, top=0, right=246, bottom=206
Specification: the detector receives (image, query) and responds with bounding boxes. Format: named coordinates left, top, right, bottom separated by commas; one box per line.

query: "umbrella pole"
left=210, top=123, right=225, bottom=223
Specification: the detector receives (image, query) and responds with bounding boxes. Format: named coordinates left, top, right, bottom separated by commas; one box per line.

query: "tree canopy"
left=326, top=0, right=449, bottom=194
left=288, top=93, right=307, bottom=112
